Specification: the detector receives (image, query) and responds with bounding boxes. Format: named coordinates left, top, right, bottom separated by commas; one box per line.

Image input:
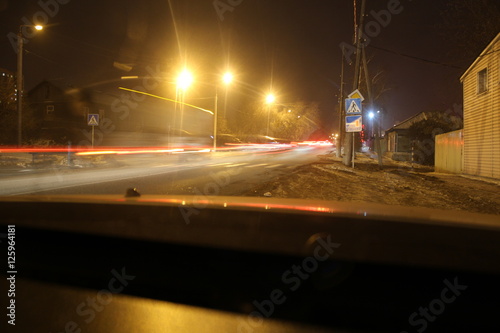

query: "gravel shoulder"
left=246, top=151, right=500, bottom=215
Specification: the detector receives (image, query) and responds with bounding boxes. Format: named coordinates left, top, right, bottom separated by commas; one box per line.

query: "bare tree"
left=232, top=100, right=320, bottom=141
left=271, top=102, right=320, bottom=141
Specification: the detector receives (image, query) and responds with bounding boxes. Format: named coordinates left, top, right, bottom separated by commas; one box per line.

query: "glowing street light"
left=223, top=72, right=233, bottom=85
left=175, top=69, right=193, bottom=130
left=265, top=93, right=275, bottom=136
left=177, top=69, right=193, bottom=91
left=266, top=94, right=275, bottom=104
left=367, top=110, right=377, bottom=138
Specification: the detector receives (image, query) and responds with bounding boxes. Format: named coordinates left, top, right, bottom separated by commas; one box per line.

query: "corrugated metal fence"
left=435, top=130, right=463, bottom=174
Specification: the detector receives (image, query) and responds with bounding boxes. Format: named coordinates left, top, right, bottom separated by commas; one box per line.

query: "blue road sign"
left=87, top=114, right=99, bottom=126
left=345, top=98, right=362, bottom=114
left=346, top=115, right=362, bottom=132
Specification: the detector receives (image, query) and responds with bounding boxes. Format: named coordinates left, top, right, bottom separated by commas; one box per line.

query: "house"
left=27, top=80, right=121, bottom=144
left=385, top=112, right=427, bottom=159
left=459, top=32, right=500, bottom=179
left=27, top=80, right=213, bottom=147
left=385, top=111, right=462, bottom=163
left=0, top=68, right=16, bottom=109
left=28, top=80, right=89, bottom=143
left=384, top=112, right=430, bottom=161
left=0, top=68, right=17, bottom=144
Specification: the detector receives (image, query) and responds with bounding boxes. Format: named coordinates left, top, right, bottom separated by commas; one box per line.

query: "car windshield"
left=1, top=0, right=499, bottom=332
left=0, top=0, right=498, bottom=213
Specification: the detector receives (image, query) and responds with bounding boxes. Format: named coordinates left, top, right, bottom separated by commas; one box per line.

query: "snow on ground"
left=0, top=153, right=119, bottom=169
left=2, top=150, right=499, bottom=215
left=248, top=151, right=500, bottom=215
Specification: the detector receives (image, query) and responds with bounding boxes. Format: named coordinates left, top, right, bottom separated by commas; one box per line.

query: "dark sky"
left=0, top=0, right=488, bottom=132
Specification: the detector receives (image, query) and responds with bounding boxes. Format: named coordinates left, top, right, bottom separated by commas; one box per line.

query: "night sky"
left=0, top=0, right=494, bottom=132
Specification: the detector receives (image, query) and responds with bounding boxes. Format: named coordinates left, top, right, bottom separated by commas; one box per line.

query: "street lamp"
left=213, top=72, right=233, bottom=151
left=265, top=93, right=275, bottom=136
left=176, top=69, right=193, bottom=130
left=266, top=94, right=275, bottom=104
left=17, top=24, right=43, bottom=146
left=223, top=72, right=233, bottom=85
left=367, top=111, right=376, bottom=139
left=177, top=69, right=193, bottom=91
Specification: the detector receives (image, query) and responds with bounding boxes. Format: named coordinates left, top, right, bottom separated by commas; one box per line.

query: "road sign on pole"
left=87, top=114, right=99, bottom=149
left=348, top=89, right=365, bottom=101
left=87, top=114, right=99, bottom=126
left=346, top=115, right=362, bottom=132
left=345, top=98, right=362, bottom=114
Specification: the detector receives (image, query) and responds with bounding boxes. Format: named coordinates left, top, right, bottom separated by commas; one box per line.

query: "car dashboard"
left=1, top=195, right=499, bottom=332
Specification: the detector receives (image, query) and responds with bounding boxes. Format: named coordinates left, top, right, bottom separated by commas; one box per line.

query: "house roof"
left=27, top=79, right=75, bottom=96
left=460, top=32, right=500, bottom=82
left=27, top=80, right=119, bottom=105
left=385, top=112, right=429, bottom=133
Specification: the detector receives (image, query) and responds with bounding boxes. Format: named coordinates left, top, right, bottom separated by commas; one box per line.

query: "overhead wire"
left=368, top=44, right=464, bottom=70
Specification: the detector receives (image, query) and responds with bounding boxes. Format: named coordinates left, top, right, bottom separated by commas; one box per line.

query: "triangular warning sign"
left=347, top=100, right=361, bottom=114
left=88, top=116, right=99, bottom=126
left=348, top=89, right=365, bottom=101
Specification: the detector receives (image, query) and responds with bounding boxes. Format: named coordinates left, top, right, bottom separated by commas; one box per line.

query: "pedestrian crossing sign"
left=345, top=98, right=362, bottom=114
left=87, top=114, right=99, bottom=126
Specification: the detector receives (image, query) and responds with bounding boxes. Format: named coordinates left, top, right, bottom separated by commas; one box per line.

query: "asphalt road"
left=0, top=146, right=331, bottom=196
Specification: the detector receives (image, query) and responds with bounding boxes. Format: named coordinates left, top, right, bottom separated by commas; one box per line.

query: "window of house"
left=477, top=68, right=488, bottom=94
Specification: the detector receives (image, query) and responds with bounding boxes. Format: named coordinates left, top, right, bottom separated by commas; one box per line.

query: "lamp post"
left=222, top=73, right=232, bottom=118
left=176, top=69, right=193, bottom=131
left=213, top=72, right=233, bottom=151
left=265, top=93, right=275, bottom=136
left=17, top=24, right=43, bottom=146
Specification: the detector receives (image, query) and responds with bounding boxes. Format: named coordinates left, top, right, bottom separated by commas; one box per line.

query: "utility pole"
left=361, top=47, right=383, bottom=167
left=17, top=25, right=43, bottom=146
left=17, top=29, right=24, bottom=147
left=337, top=45, right=345, bottom=158
left=343, top=0, right=366, bottom=166
left=213, top=87, right=218, bottom=151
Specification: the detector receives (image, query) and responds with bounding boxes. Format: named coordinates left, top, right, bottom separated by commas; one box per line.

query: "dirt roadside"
left=246, top=151, right=500, bottom=215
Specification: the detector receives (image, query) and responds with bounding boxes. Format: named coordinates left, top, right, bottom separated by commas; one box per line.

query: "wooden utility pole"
left=343, top=0, right=366, bottom=167
left=361, top=47, right=383, bottom=167
left=337, top=45, right=345, bottom=158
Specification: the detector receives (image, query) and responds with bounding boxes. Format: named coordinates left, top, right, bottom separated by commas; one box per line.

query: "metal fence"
left=435, top=129, right=463, bottom=174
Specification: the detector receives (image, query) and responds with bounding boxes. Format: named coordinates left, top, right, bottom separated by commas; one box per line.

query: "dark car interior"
left=1, top=195, right=499, bottom=332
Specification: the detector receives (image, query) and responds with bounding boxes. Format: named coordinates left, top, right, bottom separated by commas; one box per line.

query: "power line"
left=368, top=44, right=464, bottom=70
left=24, top=49, right=59, bottom=65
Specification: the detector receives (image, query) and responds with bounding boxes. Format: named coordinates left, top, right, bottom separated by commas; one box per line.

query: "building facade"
left=460, top=32, right=500, bottom=179
left=0, top=68, right=16, bottom=111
